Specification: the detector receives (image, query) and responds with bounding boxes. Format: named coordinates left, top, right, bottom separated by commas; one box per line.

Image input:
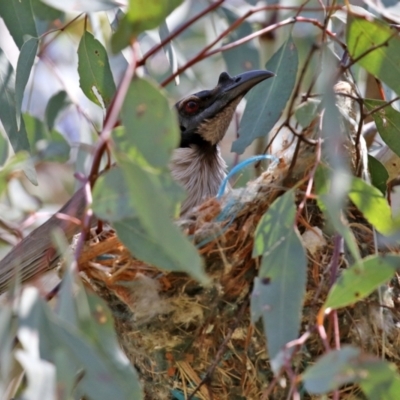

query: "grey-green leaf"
left=0, top=0, right=37, bottom=49
left=41, top=0, right=120, bottom=12
left=77, top=31, right=116, bottom=109
left=368, top=154, right=388, bottom=195
left=324, top=255, right=400, bottom=310
left=118, top=78, right=179, bottom=168
left=347, top=15, right=400, bottom=97
left=16, top=37, right=39, bottom=128
left=45, top=90, right=70, bottom=131
left=0, top=48, right=36, bottom=184
left=364, top=99, right=400, bottom=158
left=111, top=0, right=183, bottom=53
left=251, top=190, right=307, bottom=371
left=115, top=159, right=207, bottom=284
left=232, top=35, right=298, bottom=154
left=295, top=98, right=320, bottom=128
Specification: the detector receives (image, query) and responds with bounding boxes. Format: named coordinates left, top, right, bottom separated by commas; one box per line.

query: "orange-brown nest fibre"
left=77, top=83, right=400, bottom=400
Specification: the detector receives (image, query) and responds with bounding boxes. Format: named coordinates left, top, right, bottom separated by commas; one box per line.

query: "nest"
left=76, top=83, right=400, bottom=400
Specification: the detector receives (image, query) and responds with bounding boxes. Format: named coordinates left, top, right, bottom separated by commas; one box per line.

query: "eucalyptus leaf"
left=115, top=159, right=207, bottom=284
left=15, top=37, right=39, bottom=128
left=349, top=177, right=396, bottom=235
left=368, top=155, right=389, bottom=195
left=78, top=31, right=116, bottom=109
left=251, top=190, right=307, bottom=371
left=304, top=346, right=400, bottom=399
left=232, top=35, right=298, bottom=154
left=364, top=99, right=400, bottom=158
left=41, top=0, right=120, bottom=12
left=0, top=134, right=8, bottom=166
left=118, top=78, right=179, bottom=168
left=31, top=0, right=64, bottom=21
left=347, top=15, right=400, bottom=96
left=45, top=90, right=70, bottom=131
left=0, top=0, right=37, bottom=49
left=324, top=255, right=400, bottom=309
left=0, top=49, right=36, bottom=184
left=111, top=0, right=183, bottom=53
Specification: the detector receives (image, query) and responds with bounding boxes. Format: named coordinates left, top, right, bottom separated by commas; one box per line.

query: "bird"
left=0, top=69, right=274, bottom=294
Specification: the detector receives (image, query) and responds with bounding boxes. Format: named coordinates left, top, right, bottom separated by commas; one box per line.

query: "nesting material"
left=77, top=83, right=400, bottom=400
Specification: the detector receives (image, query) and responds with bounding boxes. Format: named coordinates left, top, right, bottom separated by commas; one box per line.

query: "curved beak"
left=218, top=69, right=275, bottom=101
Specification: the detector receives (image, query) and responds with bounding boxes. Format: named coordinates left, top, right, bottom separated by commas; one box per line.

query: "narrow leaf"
left=111, top=0, right=183, bottom=53
left=349, top=177, right=395, bottom=235
left=232, top=35, right=298, bottom=154
left=368, top=154, right=389, bottom=195
left=45, top=90, right=70, bottom=131
left=304, top=346, right=400, bottom=399
left=115, top=159, right=207, bottom=284
left=347, top=15, right=400, bottom=96
left=119, top=78, right=179, bottom=167
left=364, top=99, right=400, bottom=158
left=0, top=0, right=37, bottom=49
left=77, top=31, right=116, bottom=109
left=251, top=190, right=307, bottom=371
left=41, top=0, right=120, bottom=12
left=325, top=255, right=400, bottom=310
left=0, top=49, right=36, bottom=184
left=31, top=0, right=64, bottom=21
left=16, top=37, right=39, bottom=128
left=303, top=346, right=362, bottom=394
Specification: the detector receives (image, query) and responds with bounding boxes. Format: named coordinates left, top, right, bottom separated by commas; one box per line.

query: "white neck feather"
left=170, top=145, right=227, bottom=215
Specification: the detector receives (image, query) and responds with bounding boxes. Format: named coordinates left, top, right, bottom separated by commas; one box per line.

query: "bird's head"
left=175, top=70, right=275, bottom=148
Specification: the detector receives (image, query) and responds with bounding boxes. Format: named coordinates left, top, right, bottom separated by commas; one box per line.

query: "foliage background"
left=1, top=0, right=400, bottom=399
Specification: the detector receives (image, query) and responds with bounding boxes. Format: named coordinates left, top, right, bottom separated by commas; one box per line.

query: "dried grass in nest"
left=77, top=83, right=400, bottom=399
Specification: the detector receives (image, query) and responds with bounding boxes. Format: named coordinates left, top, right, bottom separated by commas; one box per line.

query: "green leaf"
left=251, top=190, right=307, bottom=371
left=316, top=165, right=361, bottom=261
left=0, top=133, right=8, bottom=166
left=31, top=0, right=64, bottom=20
left=347, top=15, right=400, bottom=97
left=41, top=0, right=120, bottom=12
left=111, top=0, right=183, bottom=53
left=368, top=154, right=389, bottom=195
left=303, top=346, right=400, bottom=399
left=349, top=177, right=395, bottom=235
left=220, top=7, right=260, bottom=76
left=118, top=78, right=179, bottom=168
left=24, top=113, right=70, bottom=162
left=0, top=0, right=37, bottom=49
left=45, top=90, right=70, bottom=131
left=17, top=287, right=143, bottom=400
left=114, top=159, right=207, bottom=284
left=232, top=35, right=298, bottom=154
left=0, top=152, right=30, bottom=195
left=364, top=99, right=400, bottom=158
left=295, top=98, right=320, bottom=128
left=325, top=255, right=400, bottom=310
left=77, top=31, right=116, bottom=109
left=15, top=37, right=39, bottom=128
left=303, top=346, right=362, bottom=394
left=0, top=48, right=36, bottom=185
left=92, top=167, right=136, bottom=222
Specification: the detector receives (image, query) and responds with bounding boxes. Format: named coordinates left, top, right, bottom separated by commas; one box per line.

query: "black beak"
left=217, top=70, right=275, bottom=102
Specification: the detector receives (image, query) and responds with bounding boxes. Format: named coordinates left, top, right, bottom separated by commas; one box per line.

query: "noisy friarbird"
left=0, top=69, right=274, bottom=294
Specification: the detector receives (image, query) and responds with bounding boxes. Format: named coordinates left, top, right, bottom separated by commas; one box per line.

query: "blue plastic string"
left=217, top=154, right=279, bottom=199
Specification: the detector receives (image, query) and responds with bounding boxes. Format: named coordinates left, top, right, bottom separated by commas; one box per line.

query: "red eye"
left=184, top=100, right=199, bottom=113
